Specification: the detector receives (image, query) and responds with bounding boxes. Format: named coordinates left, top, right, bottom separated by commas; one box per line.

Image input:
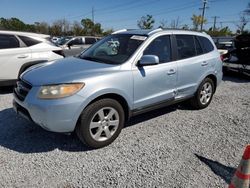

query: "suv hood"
left=22, top=57, right=120, bottom=86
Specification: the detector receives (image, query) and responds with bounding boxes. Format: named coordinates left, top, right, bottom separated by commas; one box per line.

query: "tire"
left=189, top=78, right=215, bottom=109
left=76, top=98, right=125, bottom=149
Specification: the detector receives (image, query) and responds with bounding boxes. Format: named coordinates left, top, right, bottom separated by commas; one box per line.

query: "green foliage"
left=81, top=18, right=103, bottom=35
left=191, top=14, right=207, bottom=31
left=137, top=15, right=155, bottom=29
left=0, top=17, right=26, bottom=31
left=206, top=27, right=233, bottom=37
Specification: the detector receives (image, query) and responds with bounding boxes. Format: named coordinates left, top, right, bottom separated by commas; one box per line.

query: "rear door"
left=174, top=34, right=214, bottom=99
left=0, top=34, right=31, bottom=80
left=133, top=35, right=177, bottom=109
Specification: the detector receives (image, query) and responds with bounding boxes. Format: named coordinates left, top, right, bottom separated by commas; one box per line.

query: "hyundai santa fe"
left=13, top=28, right=223, bottom=148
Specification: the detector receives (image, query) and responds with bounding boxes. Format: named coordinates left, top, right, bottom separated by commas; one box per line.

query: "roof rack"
left=148, top=28, right=163, bottom=35
left=112, top=29, right=128, bottom=34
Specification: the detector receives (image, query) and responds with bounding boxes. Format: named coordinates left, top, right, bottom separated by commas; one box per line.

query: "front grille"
left=14, top=80, right=32, bottom=101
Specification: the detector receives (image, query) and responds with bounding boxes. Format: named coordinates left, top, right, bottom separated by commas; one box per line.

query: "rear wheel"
left=189, top=78, right=215, bottom=109
left=76, top=98, right=125, bottom=149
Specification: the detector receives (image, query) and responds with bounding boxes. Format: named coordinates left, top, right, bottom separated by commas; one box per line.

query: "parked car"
left=222, top=34, right=250, bottom=76
left=13, top=28, right=222, bottom=148
left=60, top=36, right=100, bottom=56
left=56, top=36, right=73, bottom=46
left=0, top=30, right=64, bottom=86
left=51, top=36, right=60, bottom=43
left=212, top=37, right=234, bottom=55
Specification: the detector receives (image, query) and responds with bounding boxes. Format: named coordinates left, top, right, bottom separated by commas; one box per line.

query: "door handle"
left=167, top=69, right=176, bottom=75
left=201, top=61, right=208, bottom=66
left=17, top=55, right=29, bottom=59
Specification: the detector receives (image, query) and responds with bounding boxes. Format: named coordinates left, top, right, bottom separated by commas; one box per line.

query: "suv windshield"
left=79, top=34, right=147, bottom=64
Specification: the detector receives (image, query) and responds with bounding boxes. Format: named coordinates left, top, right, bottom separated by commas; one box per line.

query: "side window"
left=0, top=34, right=19, bottom=49
left=198, top=36, right=214, bottom=53
left=143, top=35, right=171, bottom=63
left=69, top=38, right=82, bottom=45
left=176, top=35, right=196, bottom=60
left=194, top=37, right=203, bottom=55
left=85, top=37, right=97, bottom=45
left=18, top=36, right=41, bottom=47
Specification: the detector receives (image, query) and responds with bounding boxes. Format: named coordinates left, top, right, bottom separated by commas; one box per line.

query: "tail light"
left=220, top=54, right=225, bottom=62
left=53, top=50, right=65, bottom=57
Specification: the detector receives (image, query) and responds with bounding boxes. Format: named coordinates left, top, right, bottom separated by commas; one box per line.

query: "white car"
left=61, top=36, right=100, bottom=56
left=0, top=30, right=64, bottom=86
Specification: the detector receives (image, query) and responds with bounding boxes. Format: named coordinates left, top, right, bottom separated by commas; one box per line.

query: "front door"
left=133, top=35, right=177, bottom=109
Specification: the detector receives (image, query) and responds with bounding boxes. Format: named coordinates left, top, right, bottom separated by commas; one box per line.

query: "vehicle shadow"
left=0, top=86, right=13, bottom=94
left=223, top=73, right=250, bottom=83
left=0, top=108, right=89, bottom=153
left=195, top=154, right=235, bottom=184
left=0, top=104, right=182, bottom=153
left=125, top=104, right=179, bottom=128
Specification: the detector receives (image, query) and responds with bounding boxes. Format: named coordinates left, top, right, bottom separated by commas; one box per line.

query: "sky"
left=0, top=0, right=249, bottom=32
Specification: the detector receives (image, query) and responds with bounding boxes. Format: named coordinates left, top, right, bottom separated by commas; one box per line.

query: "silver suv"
left=13, top=28, right=223, bottom=148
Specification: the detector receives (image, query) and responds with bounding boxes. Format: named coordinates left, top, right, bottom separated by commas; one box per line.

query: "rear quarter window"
left=18, top=36, right=41, bottom=47
left=198, top=36, right=214, bottom=53
left=0, top=34, right=19, bottom=49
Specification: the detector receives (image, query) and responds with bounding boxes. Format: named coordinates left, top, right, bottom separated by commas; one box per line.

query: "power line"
left=98, top=1, right=200, bottom=24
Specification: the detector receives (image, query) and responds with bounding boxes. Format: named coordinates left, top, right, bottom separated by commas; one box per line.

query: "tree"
left=244, top=2, right=250, bottom=15
left=159, top=19, right=167, bottom=29
left=71, top=21, right=83, bottom=36
left=0, top=17, right=26, bottom=31
left=206, top=27, right=232, bottom=37
left=81, top=18, right=103, bottom=36
left=191, top=14, right=207, bottom=31
left=103, top=28, right=114, bottom=36
left=49, top=19, right=70, bottom=36
left=236, top=14, right=248, bottom=34
left=170, top=17, right=180, bottom=29
left=137, top=15, right=155, bottom=29
left=34, top=22, right=49, bottom=34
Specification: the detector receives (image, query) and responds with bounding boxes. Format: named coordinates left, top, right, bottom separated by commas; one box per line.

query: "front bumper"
left=13, top=86, right=87, bottom=133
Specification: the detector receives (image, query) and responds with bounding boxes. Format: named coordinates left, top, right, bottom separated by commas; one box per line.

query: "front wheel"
left=76, top=98, right=125, bottom=149
left=189, top=78, right=215, bottom=109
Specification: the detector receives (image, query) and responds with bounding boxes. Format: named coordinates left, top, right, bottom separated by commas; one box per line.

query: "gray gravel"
left=0, top=75, right=249, bottom=188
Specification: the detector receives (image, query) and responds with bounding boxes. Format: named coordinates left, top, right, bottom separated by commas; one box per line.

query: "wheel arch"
left=86, top=93, right=131, bottom=121
left=206, top=74, right=217, bottom=93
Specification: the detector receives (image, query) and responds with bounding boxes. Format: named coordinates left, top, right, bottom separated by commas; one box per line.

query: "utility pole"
left=212, top=16, right=219, bottom=31
left=92, top=7, right=95, bottom=23
left=200, top=0, right=208, bottom=31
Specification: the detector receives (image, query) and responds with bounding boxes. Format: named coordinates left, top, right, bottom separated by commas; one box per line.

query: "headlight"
left=38, top=83, right=84, bottom=99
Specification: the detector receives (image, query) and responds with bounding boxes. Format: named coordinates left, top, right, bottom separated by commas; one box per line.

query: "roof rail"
left=148, top=28, right=163, bottom=35
left=112, top=29, right=127, bottom=34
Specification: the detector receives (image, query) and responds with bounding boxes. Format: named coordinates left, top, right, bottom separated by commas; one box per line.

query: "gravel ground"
left=0, top=75, right=249, bottom=188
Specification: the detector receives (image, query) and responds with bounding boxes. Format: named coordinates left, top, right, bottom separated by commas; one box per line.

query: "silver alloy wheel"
left=200, top=82, right=213, bottom=105
left=89, top=107, right=119, bottom=142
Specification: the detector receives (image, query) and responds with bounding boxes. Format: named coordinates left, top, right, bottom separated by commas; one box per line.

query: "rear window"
left=198, top=36, right=214, bottom=53
left=18, top=36, right=41, bottom=47
left=0, top=34, right=19, bottom=49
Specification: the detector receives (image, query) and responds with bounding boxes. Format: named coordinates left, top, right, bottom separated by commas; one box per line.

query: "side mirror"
left=67, top=43, right=72, bottom=49
left=138, top=55, right=159, bottom=66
